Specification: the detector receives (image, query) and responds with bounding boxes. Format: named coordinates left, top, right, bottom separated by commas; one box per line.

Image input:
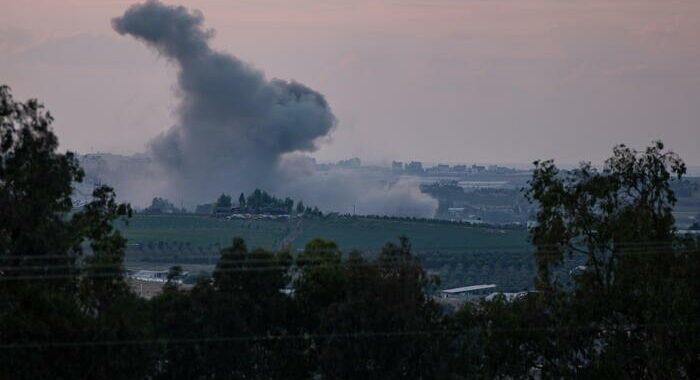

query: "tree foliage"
left=449, top=142, right=700, bottom=378
left=216, top=193, right=232, bottom=208
left=0, top=85, right=150, bottom=378
left=293, top=237, right=448, bottom=379
left=144, top=196, right=185, bottom=214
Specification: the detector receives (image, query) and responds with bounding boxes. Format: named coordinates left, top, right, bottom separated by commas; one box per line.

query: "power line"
left=0, top=240, right=692, bottom=261
left=3, top=321, right=700, bottom=350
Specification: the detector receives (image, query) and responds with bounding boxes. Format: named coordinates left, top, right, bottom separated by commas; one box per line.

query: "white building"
left=128, top=269, right=188, bottom=284
left=440, top=284, right=497, bottom=298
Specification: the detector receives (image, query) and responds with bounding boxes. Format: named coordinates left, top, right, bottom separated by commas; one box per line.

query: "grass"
left=118, top=214, right=528, bottom=251
left=117, top=214, right=535, bottom=291
left=117, top=214, right=288, bottom=249
left=292, top=217, right=528, bottom=252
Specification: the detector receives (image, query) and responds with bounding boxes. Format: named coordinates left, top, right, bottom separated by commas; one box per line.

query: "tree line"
left=206, top=190, right=322, bottom=216
left=3, top=86, right=700, bottom=378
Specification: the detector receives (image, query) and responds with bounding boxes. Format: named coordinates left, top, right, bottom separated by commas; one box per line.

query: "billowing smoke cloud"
left=276, top=157, right=437, bottom=217
left=112, top=0, right=436, bottom=217
left=113, top=0, right=335, bottom=196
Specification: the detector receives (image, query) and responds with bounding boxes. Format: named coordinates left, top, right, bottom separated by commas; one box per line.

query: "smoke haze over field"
left=111, top=0, right=437, bottom=217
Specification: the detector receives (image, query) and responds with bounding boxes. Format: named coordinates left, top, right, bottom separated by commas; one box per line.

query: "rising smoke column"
left=112, top=0, right=437, bottom=217
left=112, top=0, right=336, bottom=200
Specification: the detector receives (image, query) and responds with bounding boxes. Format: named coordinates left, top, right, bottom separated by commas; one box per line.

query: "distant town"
left=75, top=153, right=700, bottom=228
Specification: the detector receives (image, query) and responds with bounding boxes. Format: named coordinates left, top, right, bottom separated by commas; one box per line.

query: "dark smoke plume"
left=112, top=1, right=437, bottom=217
left=113, top=0, right=335, bottom=199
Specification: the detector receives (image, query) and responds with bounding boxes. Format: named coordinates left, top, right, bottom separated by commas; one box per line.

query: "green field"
left=118, top=214, right=535, bottom=291
left=117, top=214, right=287, bottom=249
left=292, top=217, right=527, bottom=251
left=118, top=214, right=528, bottom=251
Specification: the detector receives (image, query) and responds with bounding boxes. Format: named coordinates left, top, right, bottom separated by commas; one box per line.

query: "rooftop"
left=441, top=284, right=497, bottom=294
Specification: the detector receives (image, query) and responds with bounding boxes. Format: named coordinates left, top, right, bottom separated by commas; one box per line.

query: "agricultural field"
left=117, top=214, right=535, bottom=291
left=292, top=217, right=527, bottom=251
left=117, top=214, right=288, bottom=250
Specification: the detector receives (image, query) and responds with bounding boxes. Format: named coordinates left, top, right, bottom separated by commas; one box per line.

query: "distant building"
left=471, top=164, right=486, bottom=172
left=392, top=161, right=404, bottom=172
left=440, top=284, right=497, bottom=298
left=128, top=269, right=188, bottom=284
left=406, top=161, right=424, bottom=173
left=463, top=216, right=484, bottom=225
left=130, top=270, right=168, bottom=282
left=437, top=164, right=450, bottom=173
left=453, top=164, right=467, bottom=172
left=486, top=165, right=516, bottom=174
left=195, top=203, right=213, bottom=214
left=263, top=207, right=290, bottom=215
left=337, top=157, right=361, bottom=168
left=214, top=206, right=231, bottom=217
left=447, top=207, right=465, bottom=220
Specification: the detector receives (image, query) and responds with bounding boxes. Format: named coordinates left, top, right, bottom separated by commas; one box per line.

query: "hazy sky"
left=2, top=0, right=699, bottom=165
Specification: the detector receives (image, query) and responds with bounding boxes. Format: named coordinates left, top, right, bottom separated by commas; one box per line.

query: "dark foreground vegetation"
left=3, top=88, right=700, bottom=378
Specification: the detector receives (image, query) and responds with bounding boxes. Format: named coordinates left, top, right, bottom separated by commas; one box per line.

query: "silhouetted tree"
left=152, top=238, right=306, bottom=379
left=452, top=142, right=700, bottom=378
left=0, top=85, right=152, bottom=379
left=216, top=193, right=232, bottom=209
left=295, top=237, right=448, bottom=379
